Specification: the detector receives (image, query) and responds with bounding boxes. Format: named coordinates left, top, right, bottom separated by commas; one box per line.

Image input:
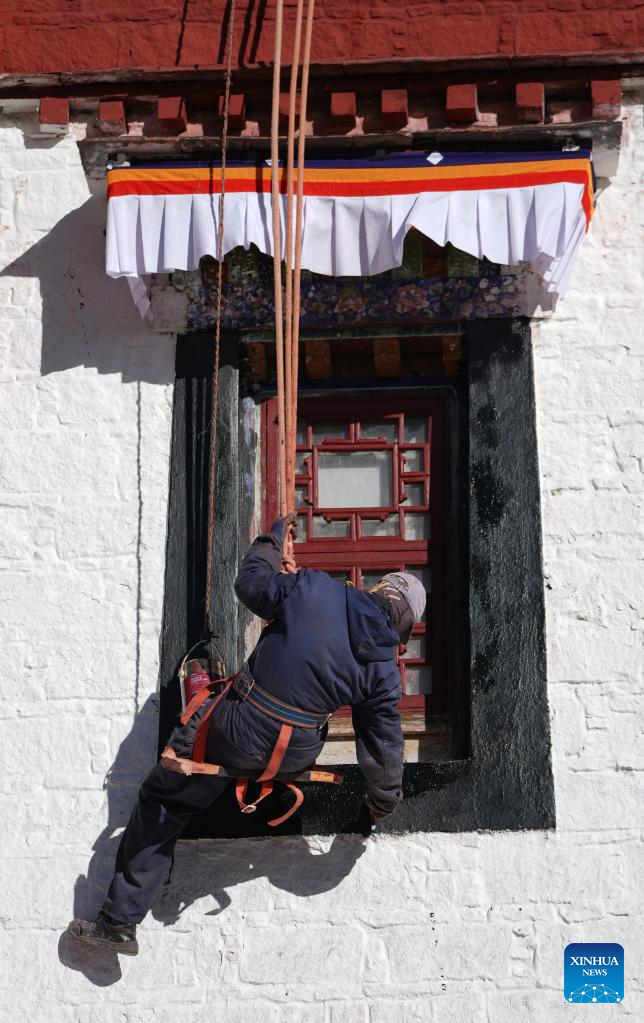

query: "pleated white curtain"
left=107, top=177, right=590, bottom=318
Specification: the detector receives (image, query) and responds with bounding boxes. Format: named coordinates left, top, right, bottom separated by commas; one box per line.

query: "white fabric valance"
left=106, top=149, right=595, bottom=316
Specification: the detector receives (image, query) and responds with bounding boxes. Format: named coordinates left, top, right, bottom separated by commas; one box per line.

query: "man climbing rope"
left=68, top=513, right=426, bottom=956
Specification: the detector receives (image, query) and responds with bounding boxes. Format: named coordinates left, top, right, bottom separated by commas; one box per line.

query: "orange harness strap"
left=179, top=684, right=213, bottom=726
left=158, top=748, right=341, bottom=787
left=235, top=779, right=274, bottom=814
left=191, top=679, right=234, bottom=763
left=179, top=676, right=230, bottom=726
left=235, top=778, right=305, bottom=827
left=256, top=723, right=293, bottom=782
left=268, top=783, right=305, bottom=826
left=233, top=721, right=301, bottom=826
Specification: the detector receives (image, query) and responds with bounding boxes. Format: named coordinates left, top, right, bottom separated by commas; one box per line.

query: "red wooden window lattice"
left=263, top=396, right=449, bottom=717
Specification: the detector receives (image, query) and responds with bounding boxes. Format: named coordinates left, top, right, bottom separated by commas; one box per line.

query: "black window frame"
left=159, top=318, right=555, bottom=836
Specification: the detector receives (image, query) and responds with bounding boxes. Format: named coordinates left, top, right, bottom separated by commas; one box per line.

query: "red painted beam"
left=330, top=91, right=357, bottom=129
left=374, top=338, right=401, bottom=377
left=158, top=96, right=188, bottom=133
left=279, top=92, right=290, bottom=127
left=278, top=91, right=300, bottom=129
left=591, top=79, right=621, bottom=120
left=305, top=340, right=332, bottom=379
left=219, top=93, right=246, bottom=130
left=515, top=82, right=545, bottom=124
left=39, top=96, right=69, bottom=133
left=98, top=98, right=126, bottom=135
left=446, top=83, right=478, bottom=124
left=381, top=89, right=408, bottom=129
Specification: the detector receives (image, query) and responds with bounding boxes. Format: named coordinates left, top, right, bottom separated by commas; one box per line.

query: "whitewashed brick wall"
left=0, top=96, right=642, bottom=1022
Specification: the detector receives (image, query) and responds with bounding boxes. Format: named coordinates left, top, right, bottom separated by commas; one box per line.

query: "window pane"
left=295, top=451, right=309, bottom=475
left=318, top=450, right=392, bottom=507
left=405, top=665, right=432, bottom=694
left=360, top=570, right=388, bottom=590
left=362, top=515, right=399, bottom=536
left=312, top=422, right=348, bottom=443
left=296, top=419, right=307, bottom=444
left=404, top=416, right=428, bottom=443
left=402, top=483, right=424, bottom=506
left=402, top=635, right=426, bottom=660
left=296, top=514, right=309, bottom=540
left=404, top=565, right=431, bottom=593
left=360, top=421, right=397, bottom=443
left=402, top=449, right=424, bottom=473
left=404, top=513, right=431, bottom=539
left=295, top=485, right=308, bottom=508
left=312, top=516, right=351, bottom=537
left=328, top=570, right=350, bottom=583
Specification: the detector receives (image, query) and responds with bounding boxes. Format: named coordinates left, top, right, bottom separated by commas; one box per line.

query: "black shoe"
left=67, top=911, right=139, bottom=956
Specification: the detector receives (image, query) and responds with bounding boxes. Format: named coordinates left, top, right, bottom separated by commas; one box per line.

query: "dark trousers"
left=103, top=697, right=323, bottom=924
left=103, top=764, right=231, bottom=924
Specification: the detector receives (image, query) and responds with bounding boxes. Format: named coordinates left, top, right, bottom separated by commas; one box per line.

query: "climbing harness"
left=162, top=659, right=341, bottom=827
left=231, top=662, right=331, bottom=729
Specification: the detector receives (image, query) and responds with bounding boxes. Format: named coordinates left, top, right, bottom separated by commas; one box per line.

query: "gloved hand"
left=368, top=806, right=392, bottom=822
left=364, top=801, right=393, bottom=833
left=276, top=512, right=298, bottom=534
left=278, top=513, right=298, bottom=573
left=271, top=513, right=298, bottom=539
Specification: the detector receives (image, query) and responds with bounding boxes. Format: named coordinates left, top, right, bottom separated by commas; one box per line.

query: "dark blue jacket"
left=234, top=519, right=404, bottom=816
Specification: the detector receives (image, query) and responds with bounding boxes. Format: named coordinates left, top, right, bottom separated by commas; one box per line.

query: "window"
left=262, top=395, right=461, bottom=762
left=160, top=320, right=555, bottom=837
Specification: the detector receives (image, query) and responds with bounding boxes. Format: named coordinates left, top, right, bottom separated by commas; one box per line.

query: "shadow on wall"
left=59, top=693, right=367, bottom=987
left=0, top=190, right=174, bottom=385
left=58, top=693, right=161, bottom=986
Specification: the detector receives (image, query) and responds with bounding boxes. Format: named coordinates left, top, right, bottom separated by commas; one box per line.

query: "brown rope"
left=283, top=0, right=304, bottom=511
left=288, top=0, right=315, bottom=514
left=204, top=0, right=236, bottom=640
left=268, top=0, right=315, bottom=553
left=271, top=0, right=287, bottom=517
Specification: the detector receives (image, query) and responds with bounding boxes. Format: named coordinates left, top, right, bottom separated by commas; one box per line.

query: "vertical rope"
left=289, top=0, right=314, bottom=514
left=284, top=0, right=304, bottom=512
left=271, top=0, right=314, bottom=544
left=204, top=0, right=236, bottom=639
left=271, top=0, right=287, bottom=517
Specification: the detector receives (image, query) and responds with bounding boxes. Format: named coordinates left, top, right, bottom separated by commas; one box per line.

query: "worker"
left=68, top=514, right=427, bottom=956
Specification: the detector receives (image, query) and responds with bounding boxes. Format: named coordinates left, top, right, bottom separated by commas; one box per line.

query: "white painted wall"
left=0, top=97, right=642, bottom=1021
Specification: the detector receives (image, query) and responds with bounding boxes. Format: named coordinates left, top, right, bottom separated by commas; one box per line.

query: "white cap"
left=379, top=572, right=427, bottom=622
